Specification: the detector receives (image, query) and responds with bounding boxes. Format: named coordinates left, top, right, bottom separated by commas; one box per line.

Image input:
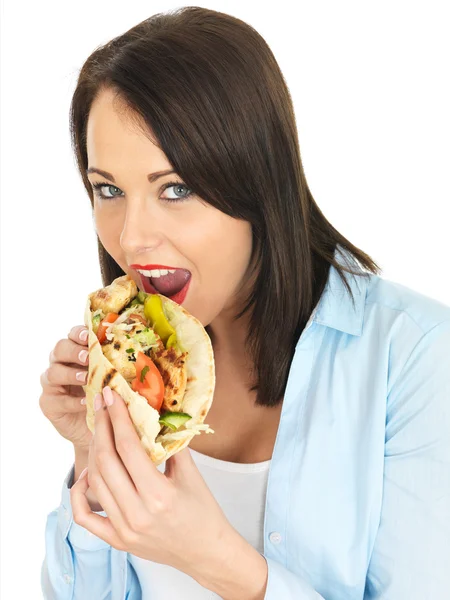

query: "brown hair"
left=69, top=6, right=382, bottom=408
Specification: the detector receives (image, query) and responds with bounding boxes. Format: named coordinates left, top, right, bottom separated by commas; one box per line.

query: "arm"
left=363, top=320, right=450, bottom=598
left=41, top=451, right=142, bottom=599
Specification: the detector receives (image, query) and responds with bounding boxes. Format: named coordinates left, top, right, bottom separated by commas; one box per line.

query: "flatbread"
left=82, top=275, right=215, bottom=466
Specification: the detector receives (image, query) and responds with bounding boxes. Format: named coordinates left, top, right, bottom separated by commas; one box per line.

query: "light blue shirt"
left=41, top=247, right=450, bottom=599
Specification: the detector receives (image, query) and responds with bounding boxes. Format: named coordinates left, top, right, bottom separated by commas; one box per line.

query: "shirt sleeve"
left=41, top=463, right=142, bottom=599
left=262, top=555, right=324, bottom=598
left=363, top=319, right=450, bottom=598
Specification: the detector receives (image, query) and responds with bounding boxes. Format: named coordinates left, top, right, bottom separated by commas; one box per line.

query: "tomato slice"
left=97, top=313, right=119, bottom=344
left=131, top=352, right=165, bottom=412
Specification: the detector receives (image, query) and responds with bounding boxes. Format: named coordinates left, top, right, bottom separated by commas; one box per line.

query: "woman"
left=39, top=6, right=450, bottom=599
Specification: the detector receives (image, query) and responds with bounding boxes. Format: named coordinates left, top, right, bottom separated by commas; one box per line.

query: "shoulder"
left=364, top=272, right=450, bottom=334
left=361, top=273, right=450, bottom=394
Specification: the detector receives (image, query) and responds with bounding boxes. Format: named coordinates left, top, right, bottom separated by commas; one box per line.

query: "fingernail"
left=103, top=386, right=114, bottom=406
left=80, top=397, right=86, bottom=405
left=78, top=350, right=89, bottom=364
left=94, top=393, right=103, bottom=411
left=76, top=371, right=88, bottom=383
left=77, top=467, right=88, bottom=481
left=79, top=329, right=89, bottom=342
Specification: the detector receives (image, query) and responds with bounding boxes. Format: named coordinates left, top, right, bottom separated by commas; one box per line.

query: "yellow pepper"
left=144, top=294, right=178, bottom=349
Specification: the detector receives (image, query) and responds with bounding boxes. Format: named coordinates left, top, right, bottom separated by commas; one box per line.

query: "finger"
left=68, top=325, right=90, bottom=346
left=41, top=362, right=88, bottom=390
left=70, top=467, right=127, bottom=552
left=49, top=338, right=89, bottom=367
left=93, top=392, right=144, bottom=520
left=39, top=390, right=87, bottom=416
left=102, top=387, right=165, bottom=498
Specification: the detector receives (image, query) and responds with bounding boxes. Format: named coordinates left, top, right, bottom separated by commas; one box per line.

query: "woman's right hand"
left=39, top=325, right=93, bottom=453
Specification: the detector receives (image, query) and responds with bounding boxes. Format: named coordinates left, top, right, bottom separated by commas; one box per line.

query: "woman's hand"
left=39, top=325, right=92, bottom=452
left=70, top=386, right=244, bottom=588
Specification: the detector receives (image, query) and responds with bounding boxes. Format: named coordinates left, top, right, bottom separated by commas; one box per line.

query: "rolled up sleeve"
left=41, top=464, right=138, bottom=599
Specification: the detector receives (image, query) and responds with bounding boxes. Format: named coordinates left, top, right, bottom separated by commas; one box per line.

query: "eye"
left=160, top=181, right=194, bottom=203
left=91, top=182, right=123, bottom=201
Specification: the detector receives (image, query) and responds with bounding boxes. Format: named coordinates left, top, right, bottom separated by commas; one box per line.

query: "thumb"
left=165, top=445, right=197, bottom=478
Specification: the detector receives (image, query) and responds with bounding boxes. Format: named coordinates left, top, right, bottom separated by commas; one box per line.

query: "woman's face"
left=86, top=89, right=253, bottom=326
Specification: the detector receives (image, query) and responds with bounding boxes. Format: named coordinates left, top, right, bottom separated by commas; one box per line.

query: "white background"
left=1, top=1, right=449, bottom=596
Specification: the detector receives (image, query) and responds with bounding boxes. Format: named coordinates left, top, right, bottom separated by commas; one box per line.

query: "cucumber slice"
left=158, top=411, right=192, bottom=431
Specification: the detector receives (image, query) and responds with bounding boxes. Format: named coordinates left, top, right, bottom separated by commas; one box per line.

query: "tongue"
left=150, top=269, right=191, bottom=297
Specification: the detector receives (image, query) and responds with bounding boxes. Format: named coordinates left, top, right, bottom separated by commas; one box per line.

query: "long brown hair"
left=69, top=6, right=381, bottom=408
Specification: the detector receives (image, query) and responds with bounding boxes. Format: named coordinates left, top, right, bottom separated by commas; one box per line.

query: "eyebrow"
left=86, top=167, right=175, bottom=183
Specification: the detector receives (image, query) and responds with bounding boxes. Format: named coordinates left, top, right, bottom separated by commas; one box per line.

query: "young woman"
left=39, top=7, right=450, bottom=600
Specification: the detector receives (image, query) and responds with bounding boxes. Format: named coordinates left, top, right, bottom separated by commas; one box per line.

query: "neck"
left=205, top=304, right=254, bottom=387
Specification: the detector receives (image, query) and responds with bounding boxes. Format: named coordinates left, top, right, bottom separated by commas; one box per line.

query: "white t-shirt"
left=129, top=447, right=271, bottom=599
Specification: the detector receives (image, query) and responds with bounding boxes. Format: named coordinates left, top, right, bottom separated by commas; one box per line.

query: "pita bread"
left=82, top=275, right=215, bottom=466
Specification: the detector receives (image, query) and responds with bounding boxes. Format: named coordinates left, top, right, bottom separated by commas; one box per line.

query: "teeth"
left=137, top=268, right=177, bottom=277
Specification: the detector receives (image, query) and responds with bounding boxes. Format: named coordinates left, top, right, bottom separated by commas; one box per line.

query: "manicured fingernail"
left=79, top=329, right=89, bottom=342
left=80, top=397, right=86, bottom=405
left=77, top=467, right=88, bottom=481
left=76, top=371, right=88, bottom=383
left=94, top=393, right=103, bottom=411
left=78, top=350, right=89, bottom=364
left=103, top=386, right=114, bottom=406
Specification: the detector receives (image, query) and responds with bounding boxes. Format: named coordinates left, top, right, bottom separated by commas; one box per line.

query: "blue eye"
left=90, top=181, right=193, bottom=203
left=91, top=182, right=123, bottom=201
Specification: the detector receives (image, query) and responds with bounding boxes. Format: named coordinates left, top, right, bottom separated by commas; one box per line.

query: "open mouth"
left=133, top=266, right=192, bottom=305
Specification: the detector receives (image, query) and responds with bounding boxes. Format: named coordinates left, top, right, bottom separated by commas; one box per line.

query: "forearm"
left=195, top=529, right=268, bottom=600
left=73, top=446, right=103, bottom=512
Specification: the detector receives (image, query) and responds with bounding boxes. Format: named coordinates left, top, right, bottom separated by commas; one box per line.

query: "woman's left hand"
left=70, top=386, right=237, bottom=584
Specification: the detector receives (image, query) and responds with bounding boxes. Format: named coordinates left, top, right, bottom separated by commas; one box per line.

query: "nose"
left=119, top=197, right=164, bottom=256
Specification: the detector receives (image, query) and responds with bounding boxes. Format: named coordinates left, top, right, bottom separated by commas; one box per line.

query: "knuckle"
left=95, top=449, right=110, bottom=469
left=87, top=471, right=101, bottom=490
left=72, top=508, right=84, bottom=527
left=116, top=437, right=134, bottom=456
left=39, top=371, right=48, bottom=388
left=68, top=326, right=78, bottom=338
left=150, top=492, right=168, bottom=515
left=38, top=392, right=47, bottom=413
left=45, top=366, right=55, bottom=385
left=53, top=339, right=64, bottom=359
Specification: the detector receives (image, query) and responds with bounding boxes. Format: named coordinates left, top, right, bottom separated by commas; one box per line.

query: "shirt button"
left=269, top=531, right=282, bottom=544
left=63, top=574, right=72, bottom=584
left=63, top=508, right=69, bottom=520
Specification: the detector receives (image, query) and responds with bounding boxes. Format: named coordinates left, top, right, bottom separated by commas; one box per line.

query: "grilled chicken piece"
left=90, top=275, right=137, bottom=315
left=102, top=324, right=144, bottom=382
left=150, top=345, right=188, bottom=412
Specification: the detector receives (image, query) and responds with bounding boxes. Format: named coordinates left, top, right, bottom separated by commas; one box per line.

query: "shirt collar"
left=311, top=246, right=370, bottom=337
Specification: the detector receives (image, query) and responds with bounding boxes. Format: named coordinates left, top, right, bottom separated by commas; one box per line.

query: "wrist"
left=196, top=529, right=268, bottom=600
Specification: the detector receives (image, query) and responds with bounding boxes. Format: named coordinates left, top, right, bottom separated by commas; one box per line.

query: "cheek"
left=94, top=204, right=124, bottom=259
left=198, top=217, right=253, bottom=283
